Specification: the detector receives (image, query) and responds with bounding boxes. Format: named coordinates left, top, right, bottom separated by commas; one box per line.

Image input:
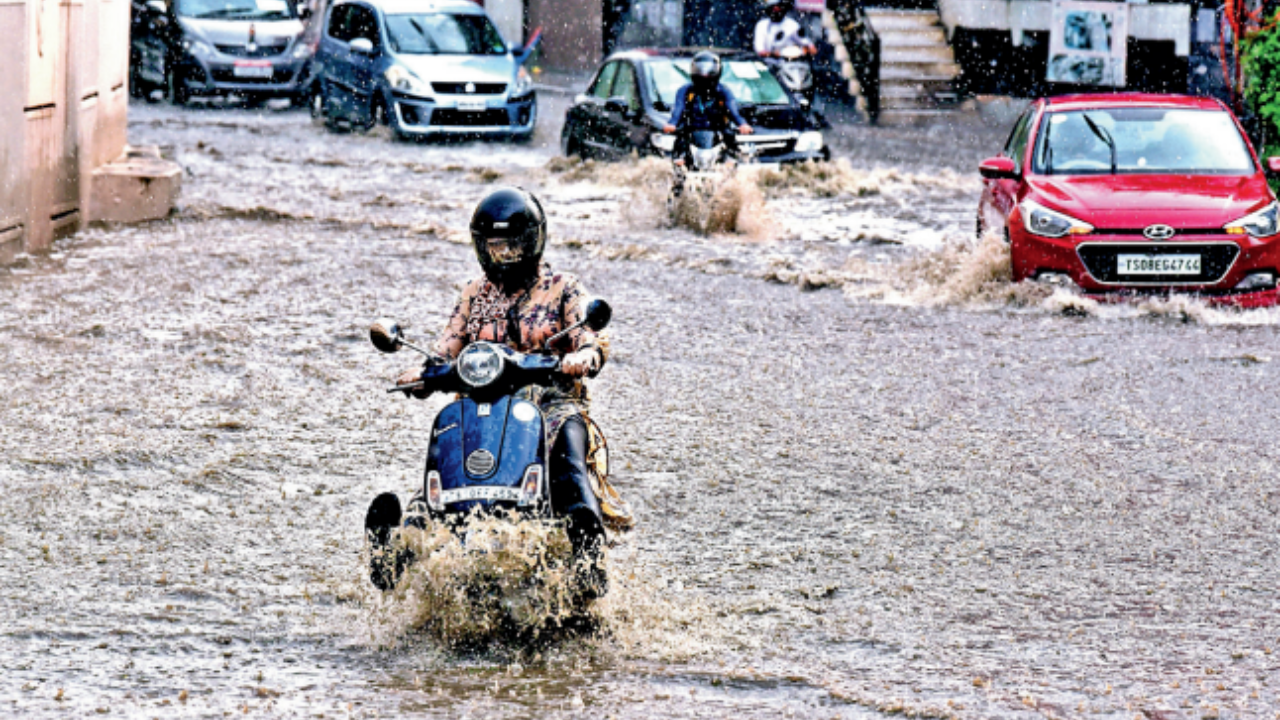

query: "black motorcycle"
left=363, top=299, right=613, bottom=592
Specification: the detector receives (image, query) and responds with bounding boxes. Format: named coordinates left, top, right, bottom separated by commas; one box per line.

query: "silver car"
left=132, top=0, right=315, bottom=103
left=314, top=0, right=537, bottom=140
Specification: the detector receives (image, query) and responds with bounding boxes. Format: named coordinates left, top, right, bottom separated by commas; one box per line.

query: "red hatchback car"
left=978, top=94, right=1280, bottom=307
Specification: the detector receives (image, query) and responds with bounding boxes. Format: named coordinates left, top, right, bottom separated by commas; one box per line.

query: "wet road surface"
left=1, top=98, right=1279, bottom=718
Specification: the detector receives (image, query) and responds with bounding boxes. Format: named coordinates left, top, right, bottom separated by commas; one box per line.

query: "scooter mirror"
left=369, top=318, right=403, bottom=353
left=583, top=299, right=612, bottom=332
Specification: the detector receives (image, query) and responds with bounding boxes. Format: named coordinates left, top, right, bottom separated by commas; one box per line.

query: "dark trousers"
left=549, top=416, right=605, bottom=555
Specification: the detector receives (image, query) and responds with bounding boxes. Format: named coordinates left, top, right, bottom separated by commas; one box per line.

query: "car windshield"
left=385, top=13, right=507, bottom=55
left=176, top=0, right=295, bottom=20
left=1032, top=108, right=1255, bottom=175
left=645, top=59, right=791, bottom=109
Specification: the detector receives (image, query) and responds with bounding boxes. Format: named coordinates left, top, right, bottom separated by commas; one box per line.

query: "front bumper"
left=1009, top=216, right=1280, bottom=307
left=390, top=92, right=537, bottom=137
left=177, top=55, right=309, bottom=96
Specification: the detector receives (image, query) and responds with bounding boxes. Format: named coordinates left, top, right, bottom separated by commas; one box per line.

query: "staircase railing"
left=823, top=0, right=880, bottom=122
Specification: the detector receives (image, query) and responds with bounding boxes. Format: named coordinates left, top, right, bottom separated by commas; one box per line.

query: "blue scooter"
left=363, top=299, right=612, bottom=591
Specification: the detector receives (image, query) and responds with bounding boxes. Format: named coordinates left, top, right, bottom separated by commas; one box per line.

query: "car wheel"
left=319, top=82, right=346, bottom=133
left=167, top=64, right=189, bottom=107
left=562, top=127, right=586, bottom=159
left=308, top=85, right=325, bottom=119
left=361, top=94, right=388, bottom=133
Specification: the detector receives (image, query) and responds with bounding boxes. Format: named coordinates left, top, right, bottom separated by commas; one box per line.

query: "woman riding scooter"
left=370, top=187, right=612, bottom=596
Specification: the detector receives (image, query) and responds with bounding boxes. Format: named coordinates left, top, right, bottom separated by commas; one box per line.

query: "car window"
left=1032, top=107, right=1255, bottom=175
left=1007, top=106, right=1035, bottom=168
left=1003, top=106, right=1033, bottom=165
left=385, top=13, right=506, bottom=55
left=611, top=63, right=640, bottom=111
left=327, top=4, right=353, bottom=41
left=589, top=62, right=618, bottom=100
left=347, top=5, right=379, bottom=46
left=644, top=59, right=790, bottom=108
left=175, top=0, right=295, bottom=20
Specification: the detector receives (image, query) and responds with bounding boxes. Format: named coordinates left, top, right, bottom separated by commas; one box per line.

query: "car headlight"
left=1020, top=199, right=1093, bottom=238
left=512, top=66, right=533, bottom=97
left=1225, top=201, right=1279, bottom=238
left=794, top=130, right=824, bottom=154
left=182, top=38, right=214, bottom=60
left=457, top=343, right=503, bottom=388
left=650, top=133, right=675, bottom=152
left=385, top=65, right=430, bottom=97
left=291, top=41, right=314, bottom=60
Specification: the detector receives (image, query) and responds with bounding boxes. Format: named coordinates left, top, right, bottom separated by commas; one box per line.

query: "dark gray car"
left=131, top=0, right=315, bottom=104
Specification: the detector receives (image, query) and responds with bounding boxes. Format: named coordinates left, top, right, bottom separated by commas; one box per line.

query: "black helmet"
left=469, top=187, right=547, bottom=289
left=690, top=51, right=722, bottom=92
left=764, top=0, right=791, bottom=21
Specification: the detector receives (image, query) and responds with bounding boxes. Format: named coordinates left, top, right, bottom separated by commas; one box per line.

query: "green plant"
left=1243, top=24, right=1280, bottom=189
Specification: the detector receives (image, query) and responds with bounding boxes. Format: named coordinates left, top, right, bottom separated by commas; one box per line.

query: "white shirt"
left=754, top=16, right=814, bottom=56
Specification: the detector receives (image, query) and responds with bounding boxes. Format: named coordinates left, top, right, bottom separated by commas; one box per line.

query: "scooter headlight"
left=518, top=464, right=543, bottom=508
left=426, top=470, right=443, bottom=512
left=457, top=343, right=503, bottom=388
left=691, top=146, right=721, bottom=170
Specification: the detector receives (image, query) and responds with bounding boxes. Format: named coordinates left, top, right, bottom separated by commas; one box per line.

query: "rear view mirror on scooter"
left=584, top=298, right=612, bottom=332
left=369, top=318, right=404, bottom=354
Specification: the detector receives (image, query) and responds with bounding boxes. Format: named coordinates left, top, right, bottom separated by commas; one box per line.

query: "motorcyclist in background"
left=754, top=0, right=817, bottom=59
left=392, top=187, right=611, bottom=593
left=661, top=51, right=754, bottom=196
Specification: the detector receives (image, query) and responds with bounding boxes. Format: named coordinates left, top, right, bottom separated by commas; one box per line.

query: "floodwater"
left=2, top=94, right=1279, bottom=719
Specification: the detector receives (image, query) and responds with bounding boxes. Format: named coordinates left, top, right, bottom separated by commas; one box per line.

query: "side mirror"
left=145, top=0, right=166, bottom=13
left=604, top=96, right=630, bottom=115
left=350, top=37, right=375, bottom=55
left=369, top=318, right=403, bottom=353
left=1267, top=156, right=1280, bottom=175
left=583, top=298, right=612, bottom=332
left=510, top=43, right=523, bottom=56
left=299, top=6, right=312, bottom=20
left=979, top=156, right=1019, bottom=180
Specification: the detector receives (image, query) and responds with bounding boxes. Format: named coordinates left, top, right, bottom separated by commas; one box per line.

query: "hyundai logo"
left=1143, top=224, right=1176, bottom=240
left=465, top=82, right=476, bottom=94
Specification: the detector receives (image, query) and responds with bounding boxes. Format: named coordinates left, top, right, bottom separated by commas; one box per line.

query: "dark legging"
left=549, top=416, right=605, bottom=555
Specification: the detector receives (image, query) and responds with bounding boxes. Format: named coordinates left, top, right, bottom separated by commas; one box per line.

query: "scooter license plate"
left=441, top=486, right=521, bottom=504
left=233, top=62, right=273, bottom=79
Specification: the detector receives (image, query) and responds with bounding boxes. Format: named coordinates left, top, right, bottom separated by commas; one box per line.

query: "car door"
left=573, top=62, right=620, bottom=156
left=345, top=4, right=383, bottom=124
left=318, top=4, right=356, bottom=114
left=983, top=104, right=1036, bottom=235
left=598, top=61, right=645, bottom=158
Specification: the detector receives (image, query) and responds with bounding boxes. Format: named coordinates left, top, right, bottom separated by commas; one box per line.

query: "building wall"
left=528, top=0, right=603, bottom=71
left=0, top=0, right=130, bottom=261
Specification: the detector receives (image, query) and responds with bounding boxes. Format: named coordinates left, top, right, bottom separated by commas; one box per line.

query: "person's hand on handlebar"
left=396, top=366, right=431, bottom=398
left=663, top=124, right=676, bottom=134
left=560, top=349, right=599, bottom=378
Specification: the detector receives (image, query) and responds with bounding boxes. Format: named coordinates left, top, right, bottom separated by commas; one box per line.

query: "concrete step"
left=876, top=29, right=950, bottom=48
left=879, top=46, right=955, bottom=63
left=879, top=65, right=960, bottom=81
left=864, top=9, right=941, bottom=30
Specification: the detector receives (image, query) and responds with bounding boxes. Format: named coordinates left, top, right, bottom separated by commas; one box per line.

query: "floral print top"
left=433, top=264, right=608, bottom=404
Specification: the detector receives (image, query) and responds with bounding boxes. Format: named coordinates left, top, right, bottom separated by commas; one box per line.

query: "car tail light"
left=518, top=465, right=543, bottom=508
left=426, top=470, right=443, bottom=512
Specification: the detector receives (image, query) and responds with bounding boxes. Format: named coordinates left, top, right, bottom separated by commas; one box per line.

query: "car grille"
left=432, top=82, right=507, bottom=95
left=216, top=43, right=289, bottom=58
left=744, top=137, right=796, bottom=159
left=430, top=108, right=510, bottom=127
left=1076, top=242, right=1240, bottom=284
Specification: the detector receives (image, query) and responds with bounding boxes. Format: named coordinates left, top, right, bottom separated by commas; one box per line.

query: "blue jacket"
left=668, top=83, right=747, bottom=131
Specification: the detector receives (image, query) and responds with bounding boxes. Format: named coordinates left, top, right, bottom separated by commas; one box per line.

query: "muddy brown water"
left=2, top=99, right=1279, bottom=718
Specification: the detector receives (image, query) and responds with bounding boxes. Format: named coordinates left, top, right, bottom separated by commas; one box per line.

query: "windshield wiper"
left=194, top=7, right=259, bottom=17
left=1082, top=113, right=1117, bottom=175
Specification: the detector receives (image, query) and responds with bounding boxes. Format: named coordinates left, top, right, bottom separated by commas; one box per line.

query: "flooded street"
left=3, top=97, right=1280, bottom=719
